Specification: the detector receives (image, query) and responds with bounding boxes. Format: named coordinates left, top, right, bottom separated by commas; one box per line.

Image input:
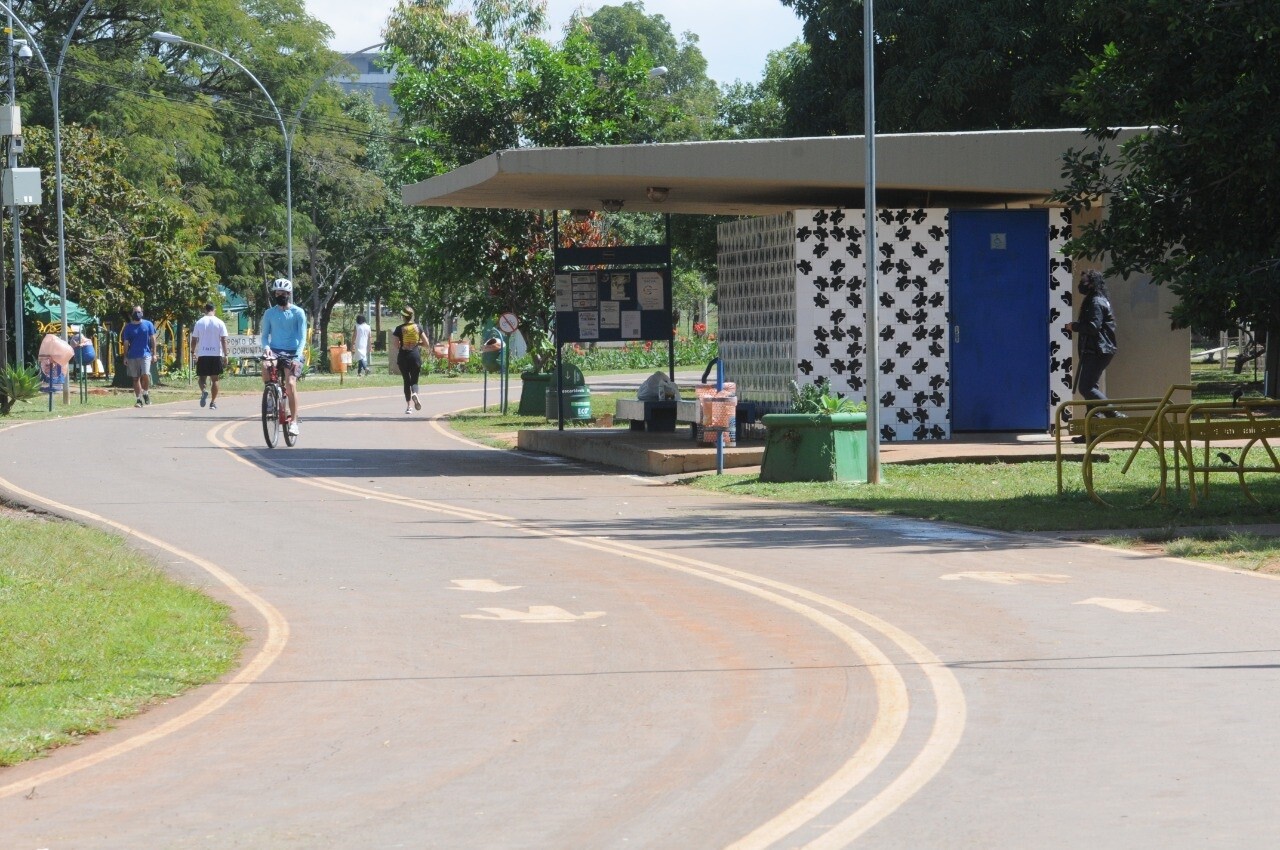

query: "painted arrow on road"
left=450, top=579, right=522, bottom=593
left=1074, top=597, right=1167, bottom=613
left=940, top=571, right=1072, bottom=585
left=463, top=606, right=606, bottom=623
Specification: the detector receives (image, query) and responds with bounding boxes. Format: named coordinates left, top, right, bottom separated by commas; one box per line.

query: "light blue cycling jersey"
left=260, top=303, right=308, bottom=353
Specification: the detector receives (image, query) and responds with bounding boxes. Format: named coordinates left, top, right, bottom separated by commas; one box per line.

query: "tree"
left=294, top=88, right=406, bottom=356
left=1053, top=0, right=1280, bottom=389
left=573, top=1, right=718, bottom=141
left=779, top=0, right=1104, bottom=134
left=386, top=0, right=670, bottom=369
left=718, top=42, right=808, bottom=140
left=20, top=125, right=217, bottom=325
left=5, top=0, right=350, bottom=322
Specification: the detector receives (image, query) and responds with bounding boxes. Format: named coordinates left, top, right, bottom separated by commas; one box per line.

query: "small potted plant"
left=759, top=379, right=869, bottom=482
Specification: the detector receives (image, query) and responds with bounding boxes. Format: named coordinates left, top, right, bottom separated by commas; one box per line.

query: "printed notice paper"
left=577, top=311, right=599, bottom=339
left=600, top=301, right=620, bottom=328
left=621, top=311, right=641, bottom=339
left=637, top=272, right=664, bottom=310
left=610, top=273, right=629, bottom=300
left=555, top=275, right=573, bottom=311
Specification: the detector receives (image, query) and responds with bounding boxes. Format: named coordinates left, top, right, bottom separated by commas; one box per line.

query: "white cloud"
left=304, top=0, right=803, bottom=85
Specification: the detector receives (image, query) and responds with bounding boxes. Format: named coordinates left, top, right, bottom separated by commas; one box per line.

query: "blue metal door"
left=950, top=210, right=1049, bottom=430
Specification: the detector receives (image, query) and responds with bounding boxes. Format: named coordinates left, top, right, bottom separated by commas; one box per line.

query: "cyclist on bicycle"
left=260, top=278, right=308, bottom=437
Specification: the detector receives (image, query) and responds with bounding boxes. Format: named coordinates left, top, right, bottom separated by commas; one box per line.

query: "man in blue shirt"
left=260, top=278, right=308, bottom=437
left=121, top=305, right=157, bottom=407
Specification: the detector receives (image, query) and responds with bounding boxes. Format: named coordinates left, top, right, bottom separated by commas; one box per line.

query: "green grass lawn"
left=0, top=509, right=244, bottom=766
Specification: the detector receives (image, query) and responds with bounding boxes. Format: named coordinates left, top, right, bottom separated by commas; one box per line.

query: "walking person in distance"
left=122, top=305, right=157, bottom=407
left=394, top=307, right=426, bottom=414
left=352, top=314, right=371, bottom=377
left=191, top=302, right=229, bottom=409
left=1064, top=269, right=1119, bottom=423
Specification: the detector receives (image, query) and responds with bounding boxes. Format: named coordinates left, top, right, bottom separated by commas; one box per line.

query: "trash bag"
left=637, top=370, right=679, bottom=401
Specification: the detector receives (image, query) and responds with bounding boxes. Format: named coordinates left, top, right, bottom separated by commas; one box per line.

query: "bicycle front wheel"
left=262, top=385, right=280, bottom=448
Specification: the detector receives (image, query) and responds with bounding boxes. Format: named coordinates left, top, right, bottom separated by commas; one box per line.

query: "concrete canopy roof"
left=401, top=128, right=1133, bottom=216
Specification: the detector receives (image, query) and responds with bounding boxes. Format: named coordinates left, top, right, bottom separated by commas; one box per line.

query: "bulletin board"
left=554, top=269, right=672, bottom=344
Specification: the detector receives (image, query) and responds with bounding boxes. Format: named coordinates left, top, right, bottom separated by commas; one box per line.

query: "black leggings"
left=398, top=348, right=422, bottom=400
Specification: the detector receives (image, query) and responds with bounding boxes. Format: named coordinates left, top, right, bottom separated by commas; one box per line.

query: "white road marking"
left=220, top=397, right=960, bottom=846
left=462, top=606, right=606, bottom=623
left=450, top=579, right=522, bottom=593
left=1074, top=597, right=1167, bottom=613
left=940, top=571, right=1072, bottom=585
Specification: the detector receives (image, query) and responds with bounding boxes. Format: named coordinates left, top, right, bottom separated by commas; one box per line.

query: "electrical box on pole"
left=0, top=105, right=20, bottom=137
left=2, top=167, right=42, bottom=206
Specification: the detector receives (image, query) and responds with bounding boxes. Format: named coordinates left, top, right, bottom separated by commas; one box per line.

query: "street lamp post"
left=863, top=0, right=881, bottom=484
left=0, top=0, right=90, bottom=386
left=151, top=31, right=292, bottom=280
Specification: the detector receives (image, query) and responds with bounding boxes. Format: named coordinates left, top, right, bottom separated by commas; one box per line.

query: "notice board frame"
left=550, top=212, right=675, bottom=429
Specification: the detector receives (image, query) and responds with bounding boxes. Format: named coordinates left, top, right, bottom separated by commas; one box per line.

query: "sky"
left=302, top=0, right=805, bottom=85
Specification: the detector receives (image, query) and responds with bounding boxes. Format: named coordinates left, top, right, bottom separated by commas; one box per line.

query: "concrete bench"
left=617, top=397, right=763, bottom=439
left=615, top=399, right=679, bottom=432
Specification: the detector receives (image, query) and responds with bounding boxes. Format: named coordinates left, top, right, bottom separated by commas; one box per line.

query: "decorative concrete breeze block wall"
left=718, top=208, right=1074, bottom=441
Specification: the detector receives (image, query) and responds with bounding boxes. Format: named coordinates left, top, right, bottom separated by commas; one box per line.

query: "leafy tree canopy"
left=386, top=0, right=689, bottom=367
left=21, top=124, right=218, bottom=324
left=1053, top=0, right=1280, bottom=342
left=780, top=0, right=1104, bottom=134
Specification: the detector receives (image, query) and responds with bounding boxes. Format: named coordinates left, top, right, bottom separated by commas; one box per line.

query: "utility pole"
left=4, top=12, right=22, bottom=368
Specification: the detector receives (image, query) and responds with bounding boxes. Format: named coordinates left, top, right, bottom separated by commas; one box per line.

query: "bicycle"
left=260, top=352, right=299, bottom=448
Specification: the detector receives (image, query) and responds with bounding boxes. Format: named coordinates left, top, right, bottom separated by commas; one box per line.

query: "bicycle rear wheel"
left=282, top=393, right=297, bottom=447
left=262, top=385, right=280, bottom=448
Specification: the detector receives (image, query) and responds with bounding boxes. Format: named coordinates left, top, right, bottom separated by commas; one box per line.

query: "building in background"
left=335, top=52, right=396, bottom=114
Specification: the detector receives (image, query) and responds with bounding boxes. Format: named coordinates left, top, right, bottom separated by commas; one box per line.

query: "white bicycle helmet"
left=270, top=277, right=293, bottom=295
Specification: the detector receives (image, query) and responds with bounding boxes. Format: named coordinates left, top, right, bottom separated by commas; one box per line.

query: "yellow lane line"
left=0, top=419, right=290, bottom=800
left=219, top=418, right=946, bottom=848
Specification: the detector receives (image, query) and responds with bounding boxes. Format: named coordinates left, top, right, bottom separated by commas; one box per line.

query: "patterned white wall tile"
left=794, top=208, right=951, bottom=441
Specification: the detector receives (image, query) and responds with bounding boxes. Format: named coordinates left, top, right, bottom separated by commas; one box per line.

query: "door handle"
left=953, top=325, right=960, bottom=344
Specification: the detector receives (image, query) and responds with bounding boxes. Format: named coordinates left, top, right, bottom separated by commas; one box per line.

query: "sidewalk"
left=517, top=427, right=1082, bottom=476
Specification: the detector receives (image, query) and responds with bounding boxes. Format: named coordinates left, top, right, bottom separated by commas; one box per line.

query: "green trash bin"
left=544, top=363, right=592, bottom=422
left=518, top=372, right=552, bottom=415
left=546, top=385, right=592, bottom=421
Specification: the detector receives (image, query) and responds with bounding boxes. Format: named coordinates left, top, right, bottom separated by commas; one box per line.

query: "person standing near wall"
left=191, top=302, right=229, bottom=410
left=352, top=315, right=371, bottom=377
left=393, top=307, right=426, bottom=414
left=122, top=306, right=157, bottom=407
left=1065, top=269, right=1119, bottom=407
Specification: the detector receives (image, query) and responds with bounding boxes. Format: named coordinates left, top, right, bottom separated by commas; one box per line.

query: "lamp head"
left=648, top=66, right=668, bottom=80
left=150, top=31, right=185, bottom=44
left=601, top=199, right=624, bottom=213
left=645, top=187, right=669, bottom=203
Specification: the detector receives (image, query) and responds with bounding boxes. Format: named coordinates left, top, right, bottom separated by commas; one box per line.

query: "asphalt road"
left=3, top=381, right=1280, bottom=849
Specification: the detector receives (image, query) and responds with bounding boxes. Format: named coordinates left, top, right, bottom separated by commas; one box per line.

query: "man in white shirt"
left=352, top=314, right=372, bottom=377
left=191, top=302, right=229, bottom=409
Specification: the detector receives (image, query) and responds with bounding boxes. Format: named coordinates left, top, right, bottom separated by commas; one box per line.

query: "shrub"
left=788, top=378, right=864, bottom=414
left=0, top=365, right=41, bottom=415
